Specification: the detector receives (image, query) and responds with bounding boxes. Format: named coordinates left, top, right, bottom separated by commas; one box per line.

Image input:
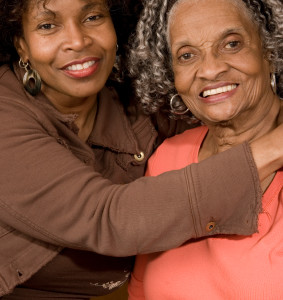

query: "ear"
left=264, top=51, right=275, bottom=74
left=14, top=36, right=29, bottom=62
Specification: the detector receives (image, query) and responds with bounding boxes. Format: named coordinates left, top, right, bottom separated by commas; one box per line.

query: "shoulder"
left=165, top=126, right=207, bottom=145
left=0, top=65, right=67, bottom=138
left=0, top=64, right=38, bottom=119
left=146, top=126, right=208, bottom=176
left=0, top=64, right=27, bottom=102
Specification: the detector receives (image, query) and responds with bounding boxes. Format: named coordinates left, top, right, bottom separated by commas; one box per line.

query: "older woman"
left=128, top=0, right=283, bottom=299
left=0, top=0, right=282, bottom=299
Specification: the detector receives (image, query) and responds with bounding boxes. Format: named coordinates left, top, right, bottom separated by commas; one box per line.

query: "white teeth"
left=202, top=84, right=237, bottom=97
left=66, top=61, right=95, bottom=71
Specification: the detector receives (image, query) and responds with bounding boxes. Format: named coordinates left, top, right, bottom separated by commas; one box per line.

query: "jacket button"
left=134, top=152, right=145, bottom=162
left=206, top=221, right=216, bottom=232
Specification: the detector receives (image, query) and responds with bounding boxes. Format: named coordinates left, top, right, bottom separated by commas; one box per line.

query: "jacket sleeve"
left=0, top=98, right=262, bottom=256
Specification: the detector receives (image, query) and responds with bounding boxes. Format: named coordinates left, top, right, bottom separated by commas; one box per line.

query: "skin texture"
left=169, top=0, right=281, bottom=159
left=14, top=0, right=117, bottom=141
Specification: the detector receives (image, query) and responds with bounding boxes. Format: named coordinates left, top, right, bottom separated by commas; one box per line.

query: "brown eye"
left=179, top=52, right=194, bottom=61
left=85, top=15, right=101, bottom=22
left=225, top=40, right=241, bottom=49
left=38, top=23, right=55, bottom=30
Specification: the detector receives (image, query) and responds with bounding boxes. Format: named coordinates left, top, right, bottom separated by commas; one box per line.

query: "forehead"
left=26, top=0, right=108, bottom=12
left=168, top=0, right=255, bottom=45
left=169, top=0, right=249, bottom=19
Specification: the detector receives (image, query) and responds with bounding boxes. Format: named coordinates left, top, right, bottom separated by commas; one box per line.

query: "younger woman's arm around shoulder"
left=0, top=96, right=282, bottom=256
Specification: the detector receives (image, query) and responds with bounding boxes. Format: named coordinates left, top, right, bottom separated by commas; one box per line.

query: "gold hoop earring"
left=19, top=58, right=42, bottom=96
left=270, top=73, right=277, bottom=94
left=170, top=94, right=190, bottom=115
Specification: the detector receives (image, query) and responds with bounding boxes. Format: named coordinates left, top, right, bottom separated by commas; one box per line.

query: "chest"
left=143, top=172, right=283, bottom=300
left=90, top=146, right=148, bottom=184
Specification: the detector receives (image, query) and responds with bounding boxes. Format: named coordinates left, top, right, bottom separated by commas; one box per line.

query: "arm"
left=0, top=98, right=280, bottom=256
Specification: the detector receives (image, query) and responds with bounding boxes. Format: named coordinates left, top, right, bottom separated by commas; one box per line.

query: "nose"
left=196, top=50, right=228, bottom=81
left=62, top=22, right=92, bottom=52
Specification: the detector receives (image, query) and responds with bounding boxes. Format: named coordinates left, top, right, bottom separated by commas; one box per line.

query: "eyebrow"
left=34, top=9, right=56, bottom=20
left=220, top=27, right=244, bottom=38
left=173, top=27, right=245, bottom=49
left=81, top=1, right=107, bottom=12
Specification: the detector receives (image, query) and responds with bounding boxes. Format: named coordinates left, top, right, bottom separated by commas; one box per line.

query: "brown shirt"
left=0, top=64, right=262, bottom=298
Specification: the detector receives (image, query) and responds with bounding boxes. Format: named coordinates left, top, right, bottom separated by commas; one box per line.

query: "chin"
left=73, top=86, right=103, bottom=98
left=204, top=116, right=235, bottom=127
left=202, top=109, right=238, bottom=125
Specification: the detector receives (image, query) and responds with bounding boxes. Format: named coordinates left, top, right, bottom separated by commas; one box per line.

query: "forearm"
left=185, top=142, right=261, bottom=238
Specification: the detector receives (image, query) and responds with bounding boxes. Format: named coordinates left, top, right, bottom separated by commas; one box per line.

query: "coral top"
left=128, top=126, right=283, bottom=300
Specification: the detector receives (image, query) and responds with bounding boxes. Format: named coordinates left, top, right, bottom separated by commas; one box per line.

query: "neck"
left=75, top=98, right=98, bottom=142
left=199, top=95, right=281, bottom=160
left=46, top=92, right=98, bottom=142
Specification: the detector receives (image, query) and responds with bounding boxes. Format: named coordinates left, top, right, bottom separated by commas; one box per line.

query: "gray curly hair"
left=128, top=0, right=283, bottom=119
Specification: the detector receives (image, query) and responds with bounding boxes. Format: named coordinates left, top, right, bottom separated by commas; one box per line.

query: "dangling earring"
left=270, top=73, right=277, bottom=94
left=19, top=58, right=41, bottom=96
left=170, top=94, right=190, bottom=115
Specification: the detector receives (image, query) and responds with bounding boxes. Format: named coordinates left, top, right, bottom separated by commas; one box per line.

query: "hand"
left=250, top=107, right=283, bottom=183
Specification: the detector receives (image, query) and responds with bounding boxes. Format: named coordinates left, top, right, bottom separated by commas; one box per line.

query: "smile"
left=66, top=60, right=96, bottom=71
left=62, top=58, right=100, bottom=79
left=201, top=84, right=238, bottom=98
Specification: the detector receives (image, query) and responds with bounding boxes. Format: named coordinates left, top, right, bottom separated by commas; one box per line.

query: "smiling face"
left=169, top=0, right=275, bottom=126
left=15, top=0, right=117, bottom=106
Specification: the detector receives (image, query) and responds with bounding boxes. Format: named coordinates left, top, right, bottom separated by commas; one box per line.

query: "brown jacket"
left=0, top=64, right=261, bottom=296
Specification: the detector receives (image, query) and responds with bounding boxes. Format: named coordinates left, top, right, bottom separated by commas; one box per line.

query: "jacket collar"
left=87, top=86, right=141, bottom=155
left=11, top=63, right=141, bottom=155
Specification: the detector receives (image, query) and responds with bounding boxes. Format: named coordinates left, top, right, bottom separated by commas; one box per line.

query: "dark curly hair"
left=0, top=0, right=142, bottom=69
left=128, top=0, right=283, bottom=119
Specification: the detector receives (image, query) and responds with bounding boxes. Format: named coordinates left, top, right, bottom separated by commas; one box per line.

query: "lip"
left=61, top=57, right=100, bottom=79
left=201, top=82, right=236, bottom=93
left=199, top=82, right=239, bottom=104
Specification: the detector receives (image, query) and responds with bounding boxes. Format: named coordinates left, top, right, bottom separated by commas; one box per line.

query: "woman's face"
left=169, top=0, right=274, bottom=125
left=15, top=0, right=117, bottom=104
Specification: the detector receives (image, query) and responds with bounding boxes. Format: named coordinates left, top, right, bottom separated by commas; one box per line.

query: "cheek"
left=96, top=30, right=117, bottom=68
left=174, top=80, right=199, bottom=115
left=174, top=69, right=200, bottom=113
left=238, top=58, right=271, bottom=98
left=231, top=49, right=269, bottom=79
left=27, top=39, right=56, bottom=66
left=102, top=38, right=116, bottom=55
left=99, top=23, right=117, bottom=50
left=104, top=45, right=116, bottom=75
left=174, top=68, right=195, bottom=96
